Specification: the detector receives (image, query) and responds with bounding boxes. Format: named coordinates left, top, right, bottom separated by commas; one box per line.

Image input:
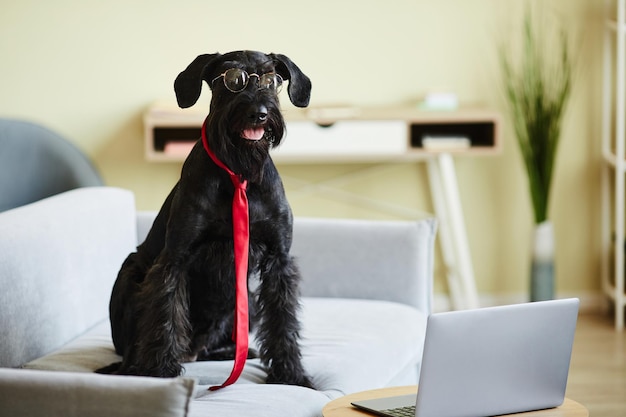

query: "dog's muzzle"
left=241, top=104, right=269, bottom=141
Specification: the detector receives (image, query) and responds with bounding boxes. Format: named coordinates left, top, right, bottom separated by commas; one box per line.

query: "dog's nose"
left=248, top=105, right=268, bottom=124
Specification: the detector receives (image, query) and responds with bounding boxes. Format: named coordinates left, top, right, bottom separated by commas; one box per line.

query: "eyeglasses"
left=211, top=68, right=283, bottom=93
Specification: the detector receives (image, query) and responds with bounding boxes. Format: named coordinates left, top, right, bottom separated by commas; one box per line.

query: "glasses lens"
left=223, top=68, right=248, bottom=92
left=260, top=73, right=283, bottom=93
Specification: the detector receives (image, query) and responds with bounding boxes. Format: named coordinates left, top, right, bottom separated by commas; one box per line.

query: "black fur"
left=97, top=51, right=313, bottom=388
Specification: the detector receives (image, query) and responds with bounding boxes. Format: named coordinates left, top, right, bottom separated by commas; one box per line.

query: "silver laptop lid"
left=415, top=298, right=579, bottom=417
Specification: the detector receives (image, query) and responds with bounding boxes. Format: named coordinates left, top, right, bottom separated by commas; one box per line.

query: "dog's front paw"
left=95, top=362, right=121, bottom=374
left=266, top=368, right=314, bottom=389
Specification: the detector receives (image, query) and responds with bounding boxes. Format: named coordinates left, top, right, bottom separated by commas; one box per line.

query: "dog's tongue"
left=241, top=127, right=265, bottom=141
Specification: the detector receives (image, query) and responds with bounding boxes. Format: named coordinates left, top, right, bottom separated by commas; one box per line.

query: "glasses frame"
left=211, top=68, right=283, bottom=94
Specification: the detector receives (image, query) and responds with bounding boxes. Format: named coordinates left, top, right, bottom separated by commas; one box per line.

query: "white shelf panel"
left=274, top=120, right=407, bottom=159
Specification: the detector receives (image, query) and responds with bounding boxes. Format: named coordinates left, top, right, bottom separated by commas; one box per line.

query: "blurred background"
left=0, top=0, right=604, bottom=307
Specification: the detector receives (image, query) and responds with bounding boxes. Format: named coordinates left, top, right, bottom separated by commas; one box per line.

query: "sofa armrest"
left=0, top=187, right=137, bottom=368
left=0, top=368, right=195, bottom=417
left=291, top=217, right=437, bottom=314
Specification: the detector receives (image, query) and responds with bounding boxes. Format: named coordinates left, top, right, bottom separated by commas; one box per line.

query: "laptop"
left=351, top=298, right=579, bottom=417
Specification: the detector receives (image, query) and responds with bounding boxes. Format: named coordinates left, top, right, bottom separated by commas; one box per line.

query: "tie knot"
left=230, top=175, right=247, bottom=191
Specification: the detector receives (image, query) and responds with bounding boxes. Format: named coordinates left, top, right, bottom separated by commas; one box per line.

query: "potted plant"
left=499, top=9, right=573, bottom=301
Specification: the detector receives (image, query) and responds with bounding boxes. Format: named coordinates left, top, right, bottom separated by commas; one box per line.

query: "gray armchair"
left=0, top=118, right=103, bottom=212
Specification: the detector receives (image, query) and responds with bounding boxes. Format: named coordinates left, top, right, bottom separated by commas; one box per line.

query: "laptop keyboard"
left=381, top=406, right=416, bottom=417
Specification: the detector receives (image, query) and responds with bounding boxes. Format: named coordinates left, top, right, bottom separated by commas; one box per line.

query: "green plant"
left=500, top=9, right=573, bottom=224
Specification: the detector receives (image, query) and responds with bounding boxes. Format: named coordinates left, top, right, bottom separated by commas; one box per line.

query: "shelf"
left=143, top=102, right=501, bottom=163
left=602, top=150, right=626, bottom=170
left=601, top=0, right=626, bottom=331
left=603, top=282, right=626, bottom=301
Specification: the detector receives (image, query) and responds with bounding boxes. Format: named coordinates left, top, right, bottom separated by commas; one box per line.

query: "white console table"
left=143, top=102, right=501, bottom=310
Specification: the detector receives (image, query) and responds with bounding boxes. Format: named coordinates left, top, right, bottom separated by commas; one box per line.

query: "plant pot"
left=530, top=220, right=555, bottom=302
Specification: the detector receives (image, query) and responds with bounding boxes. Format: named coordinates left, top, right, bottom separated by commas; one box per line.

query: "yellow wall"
left=0, top=0, right=605, bottom=301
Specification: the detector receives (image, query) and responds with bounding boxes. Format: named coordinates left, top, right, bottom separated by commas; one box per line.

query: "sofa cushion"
left=189, top=384, right=330, bottom=417
left=293, top=217, right=436, bottom=312
left=299, top=298, right=425, bottom=394
left=0, top=368, right=195, bottom=417
left=23, top=298, right=426, bottom=416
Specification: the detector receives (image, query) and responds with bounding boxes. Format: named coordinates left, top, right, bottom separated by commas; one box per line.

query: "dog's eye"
left=260, top=73, right=283, bottom=92
left=223, top=69, right=249, bottom=92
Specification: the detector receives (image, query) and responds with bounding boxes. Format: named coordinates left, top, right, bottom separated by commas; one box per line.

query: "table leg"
left=427, top=153, right=479, bottom=310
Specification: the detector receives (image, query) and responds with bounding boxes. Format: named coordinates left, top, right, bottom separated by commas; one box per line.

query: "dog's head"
left=174, top=51, right=311, bottom=182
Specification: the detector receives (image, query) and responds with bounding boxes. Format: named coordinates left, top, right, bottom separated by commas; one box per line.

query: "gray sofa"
left=0, top=187, right=437, bottom=417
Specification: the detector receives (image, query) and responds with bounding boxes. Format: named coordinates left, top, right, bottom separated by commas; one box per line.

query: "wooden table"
left=322, top=385, right=589, bottom=417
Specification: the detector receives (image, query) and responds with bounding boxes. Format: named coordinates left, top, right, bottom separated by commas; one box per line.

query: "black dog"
left=97, top=51, right=313, bottom=388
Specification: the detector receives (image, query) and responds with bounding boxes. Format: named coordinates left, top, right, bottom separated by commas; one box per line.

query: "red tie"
left=201, top=121, right=249, bottom=391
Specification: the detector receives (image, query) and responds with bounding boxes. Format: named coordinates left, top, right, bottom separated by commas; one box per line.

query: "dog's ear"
left=174, top=53, right=222, bottom=108
left=269, top=53, right=312, bottom=108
